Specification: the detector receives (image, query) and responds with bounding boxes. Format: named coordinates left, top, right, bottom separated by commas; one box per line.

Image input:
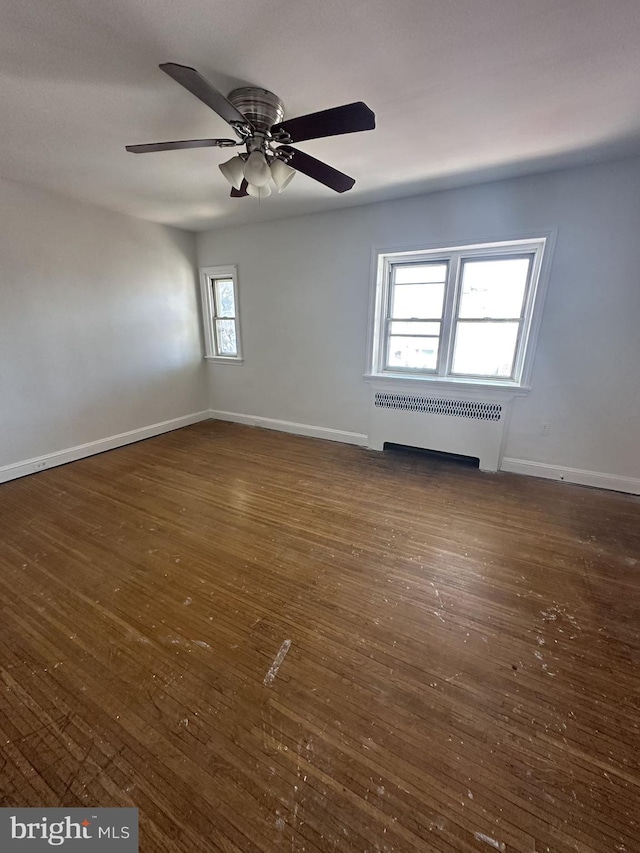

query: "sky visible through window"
left=386, top=256, right=530, bottom=378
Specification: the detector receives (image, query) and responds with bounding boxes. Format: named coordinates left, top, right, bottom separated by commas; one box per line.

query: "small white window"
left=368, top=238, right=549, bottom=388
left=199, top=265, right=243, bottom=363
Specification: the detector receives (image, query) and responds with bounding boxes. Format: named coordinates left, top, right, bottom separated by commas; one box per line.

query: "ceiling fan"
left=126, top=63, right=375, bottom=198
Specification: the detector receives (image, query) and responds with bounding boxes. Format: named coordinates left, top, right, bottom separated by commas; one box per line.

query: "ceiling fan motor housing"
left=228, top=87, right=285, bottom=133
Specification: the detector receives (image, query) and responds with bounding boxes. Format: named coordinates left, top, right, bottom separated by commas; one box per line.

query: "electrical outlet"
left=540, top=422, right=551, bottom=437
left=34, top=461, right=47, bottom=470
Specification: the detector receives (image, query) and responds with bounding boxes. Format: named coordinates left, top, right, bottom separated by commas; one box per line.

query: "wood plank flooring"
left=0, top=421, right=639, bottom=852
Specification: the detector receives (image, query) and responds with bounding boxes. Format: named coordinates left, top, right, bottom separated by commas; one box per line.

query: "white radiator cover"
left=368, top=385, right=515, bottom=471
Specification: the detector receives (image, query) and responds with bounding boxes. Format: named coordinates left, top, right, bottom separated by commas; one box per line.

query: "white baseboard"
left=208, top=409, right=368, bottom=447
left=0, top=411, right=211, bottom=485
left=500, top=457, right=640, bottom=495
left=4, top=410, right=636, bottom=497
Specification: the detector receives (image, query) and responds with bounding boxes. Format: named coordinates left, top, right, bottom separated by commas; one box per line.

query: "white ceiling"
left=1, top=0, right=640, bottom=231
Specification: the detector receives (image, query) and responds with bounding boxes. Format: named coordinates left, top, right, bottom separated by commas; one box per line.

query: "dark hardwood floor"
left=0, top=421, right=638, bottom=852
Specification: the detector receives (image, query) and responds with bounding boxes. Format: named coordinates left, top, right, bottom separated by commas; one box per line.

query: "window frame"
left=199, top=264, right=243, bottom=364
left=383, top=259, right=448, bottom=375
left=367, top=236, right=551, bottom=391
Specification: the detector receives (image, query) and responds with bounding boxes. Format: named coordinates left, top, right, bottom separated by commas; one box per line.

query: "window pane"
left=458, top=258, right=530, bottom=319
left=452, top=322, right=519, bottom=377
left=387, top=336, right=438, bottom=370
left=390, top=321, right=440, bottom=336
left=391, top=283, right=444, bottom=319
left=214, top=278, right=235, bottom=318
left=394, top=263, right=448, bottom=284
left=215, top=319, right=237, bottom=355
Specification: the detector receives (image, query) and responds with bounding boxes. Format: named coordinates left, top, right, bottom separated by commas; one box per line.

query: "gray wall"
left=197, top=157, right=640, bottom=482
left=0, top=178, right=207, bottom=468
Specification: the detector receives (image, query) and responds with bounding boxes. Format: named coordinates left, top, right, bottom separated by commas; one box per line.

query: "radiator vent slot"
left=374, top=392, right=502, bottom=421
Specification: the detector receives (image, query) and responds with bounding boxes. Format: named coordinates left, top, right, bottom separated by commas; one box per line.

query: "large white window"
left=199, top=265, right=243, bottom=363
left=368, top=238, right=549, bottom=387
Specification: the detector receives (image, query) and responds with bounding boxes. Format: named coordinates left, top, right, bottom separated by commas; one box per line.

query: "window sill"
left=364, top=372, right=530, bottom=398
left=205, top=356, right=244, bottom=365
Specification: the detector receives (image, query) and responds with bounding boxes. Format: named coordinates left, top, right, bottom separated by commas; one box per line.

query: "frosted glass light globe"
left=270, top=158, right=296, bottom=193
left=218, top=155, right=245, bottom=190
left=244, top=151, right=271, bottom=188
left=246, top=182, right=272, bottom=199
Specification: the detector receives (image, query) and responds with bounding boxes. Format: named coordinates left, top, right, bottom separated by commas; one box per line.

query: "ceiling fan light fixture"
left=244, top=150, right=271, bottom=187
left=219, top=155, right=245, bottom=190
left=246, top=181, right=272, bottom=199
left=127, top=65, right=375, bottom=200
left=270, top=158, right=296, bottom=193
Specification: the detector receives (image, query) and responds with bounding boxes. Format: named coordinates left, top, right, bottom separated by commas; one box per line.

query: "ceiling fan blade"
left=277, top=146, right=355, bottom=193
left=230, top=179, right=249, bottom=198
left=126, top=138, right=238, bottom=153
left=272, top=102, right=375, bottom=143
left=159, top=63, right=251, bottom=130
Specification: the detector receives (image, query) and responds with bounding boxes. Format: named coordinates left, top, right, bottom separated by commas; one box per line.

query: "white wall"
left=0, top=177, right=207, bottom=471
left=197, top=157, right=640, bottom=488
